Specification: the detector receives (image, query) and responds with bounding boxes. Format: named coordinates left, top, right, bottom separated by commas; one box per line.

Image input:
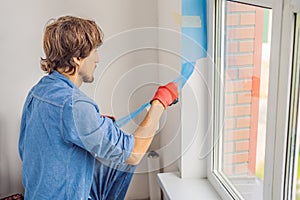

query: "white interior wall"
left=157, top=0, right=210, bottom=179
left=0, top=1, right=68, bottom=196
left=157, top=0, right=182, bottom=174
left=0, top=0, right=209, bottom=198
left=180, top=58, right=209, bottom=178
left=0, top=0, right=159, bottom=198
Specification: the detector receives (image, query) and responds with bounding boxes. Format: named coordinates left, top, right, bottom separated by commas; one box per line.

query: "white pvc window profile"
left=207, top=0, right=286, bottom=199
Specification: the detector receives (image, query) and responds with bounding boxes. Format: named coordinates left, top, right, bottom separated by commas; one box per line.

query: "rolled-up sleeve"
left=61, top=97, right=134, bottom=163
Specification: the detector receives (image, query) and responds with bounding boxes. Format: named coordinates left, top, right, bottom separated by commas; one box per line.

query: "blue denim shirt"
left=19, top=71, right=134, bottom=200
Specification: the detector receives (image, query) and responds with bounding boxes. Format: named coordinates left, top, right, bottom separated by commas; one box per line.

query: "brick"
left=226, top=68, right=238, bottom=80
left=224, top=129, right=250, bottom=141
left=239, top=67, right=253, bottom=79
left=234, top=163, right=249, bottom=174
left=225, top=80, right=252, bottom=92
left=235, top=140, right=250, bottom=151
left=240, top=13, right=256, bottom=25
left=236, top=117, right=251, bottom=128
left=225, top=93, right=236, bottom=105
left=226, top=1, right=256, bottom=12
left=222, top=165, right=233, bottom=176
left=227, top=14, right=240, bottom=26
left=224, top=152, right=249, bottom=164
left=224, top=142, right=234, bottom=153
left=233, top=153, right=249, bottom=163
left=226, top=54, right=254, bottom=66
left=237, top=92, right=252, bottom=104
left=225, top=105, right=251, bottom=117
left=224, top=118, right=235, bottom=129
left=227, top=41, right=238, bottom=53
left=239, top=41, right=254, bottom=52
left=227, top=27, right=255, bottom=40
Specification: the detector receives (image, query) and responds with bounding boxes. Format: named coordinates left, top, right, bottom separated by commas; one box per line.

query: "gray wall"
left=0, top=0, right=159, bottom=198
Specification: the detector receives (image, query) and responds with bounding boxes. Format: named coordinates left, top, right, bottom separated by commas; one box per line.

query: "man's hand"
left=151, top=82, right=179, bottom=109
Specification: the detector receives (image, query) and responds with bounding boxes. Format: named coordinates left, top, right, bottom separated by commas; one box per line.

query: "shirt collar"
left=49, top=70, right=77, bottom=88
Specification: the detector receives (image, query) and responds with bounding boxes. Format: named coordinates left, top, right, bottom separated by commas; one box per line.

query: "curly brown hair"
left=40, top=16, right=103, bottom=74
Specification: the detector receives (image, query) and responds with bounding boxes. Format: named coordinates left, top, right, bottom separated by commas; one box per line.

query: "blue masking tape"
left=116, top=62, right=195, bottom=127
left=173, top=62, right=195, bottom=90
left=182, top=28, right=207, bottom=60
left=182, top=0, right=207, bottom=61
left=182, top=0, right=205, bottom=16
left=116, top=102, right=150, bottom=127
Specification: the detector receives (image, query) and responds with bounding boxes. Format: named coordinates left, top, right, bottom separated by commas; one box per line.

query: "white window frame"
left=206, top=0, right=300, bottom=199
left=284, top=13, right=300, bottom=200
left=281, top=4, right=300, bottom=200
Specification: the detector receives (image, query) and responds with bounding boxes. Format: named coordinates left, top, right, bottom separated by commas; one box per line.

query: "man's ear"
left=73, top=57, right=82, bottom=67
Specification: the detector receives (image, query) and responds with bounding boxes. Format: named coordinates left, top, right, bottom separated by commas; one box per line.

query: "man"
left=18, top=16, right=178, bottom=200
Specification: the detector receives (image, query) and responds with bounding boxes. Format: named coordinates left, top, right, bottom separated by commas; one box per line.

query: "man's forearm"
left=126, top=100, right=164, bottom=165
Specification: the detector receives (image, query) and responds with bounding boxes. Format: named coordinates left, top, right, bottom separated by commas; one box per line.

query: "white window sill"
left=157, top=172, right=221, bottom=200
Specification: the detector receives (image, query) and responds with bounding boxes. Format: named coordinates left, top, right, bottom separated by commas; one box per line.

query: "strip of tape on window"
left=173, top=13, right=202, bottom=28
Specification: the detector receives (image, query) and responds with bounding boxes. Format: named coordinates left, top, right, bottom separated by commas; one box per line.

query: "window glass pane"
left=220, top=1, right=272, bottom=199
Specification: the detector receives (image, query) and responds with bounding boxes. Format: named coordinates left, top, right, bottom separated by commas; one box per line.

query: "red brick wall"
left=222, top=2, right=264, bottom=177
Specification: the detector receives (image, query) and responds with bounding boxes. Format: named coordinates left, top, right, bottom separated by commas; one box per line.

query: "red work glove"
left=151, top=82, right=179, bottom=109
